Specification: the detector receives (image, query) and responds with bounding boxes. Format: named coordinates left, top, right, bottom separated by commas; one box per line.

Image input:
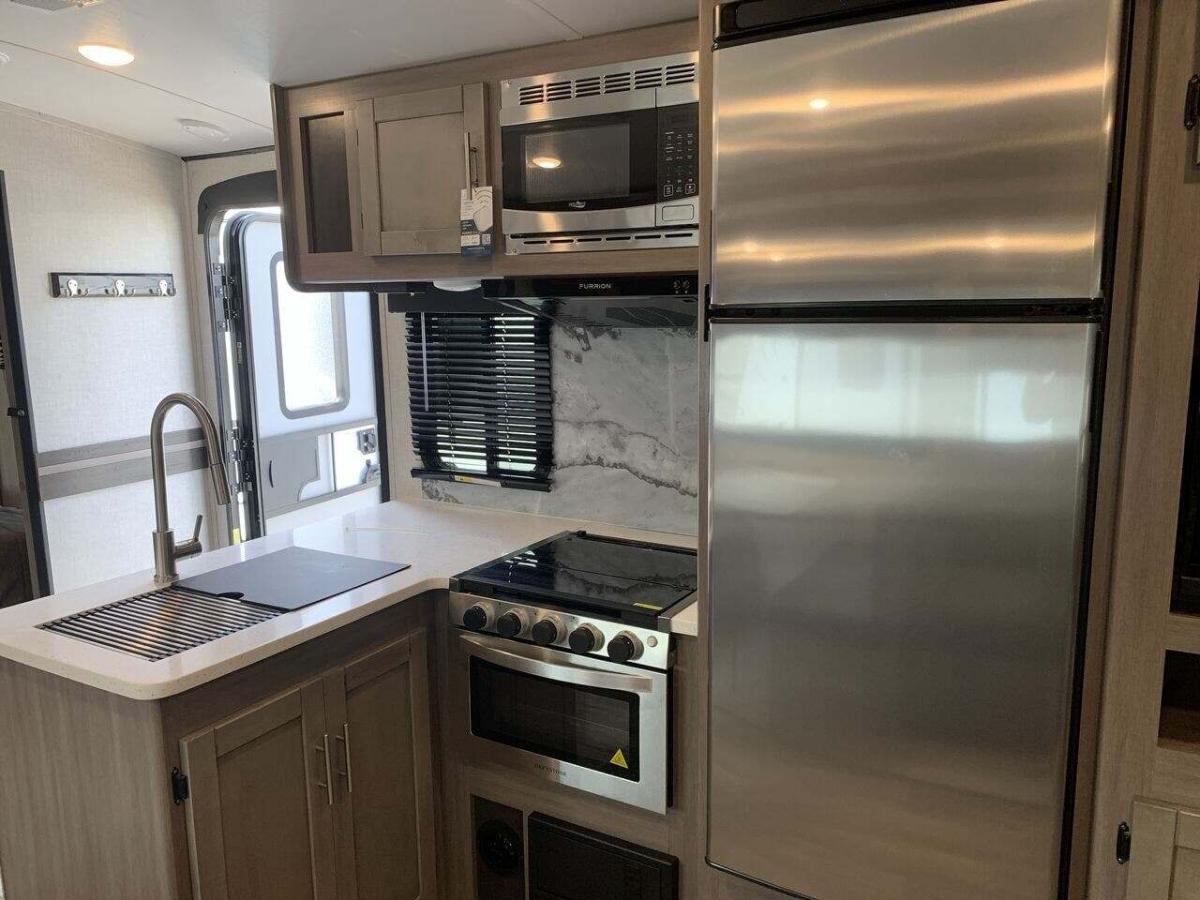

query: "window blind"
left=406, top=311, right=553, bottom=490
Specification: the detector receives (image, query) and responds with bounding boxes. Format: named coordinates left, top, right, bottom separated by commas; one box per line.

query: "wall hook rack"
left=50, top=272, right=176, bottom=299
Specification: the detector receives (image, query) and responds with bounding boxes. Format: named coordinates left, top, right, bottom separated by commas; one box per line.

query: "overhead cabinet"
left=271, top=20, right=699, bottom=284
left=356, top=84, right=486, bottom=257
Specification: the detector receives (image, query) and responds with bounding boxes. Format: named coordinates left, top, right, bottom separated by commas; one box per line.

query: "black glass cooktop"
left=453, top=531, right=697, bottom=623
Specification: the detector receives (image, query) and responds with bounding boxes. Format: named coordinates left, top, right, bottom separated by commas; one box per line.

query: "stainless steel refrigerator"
left=707, top=1, right=1125, bottom=898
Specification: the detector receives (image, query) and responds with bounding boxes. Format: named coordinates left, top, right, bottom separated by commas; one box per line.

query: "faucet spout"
left=150, top=392, right=231, bottom=585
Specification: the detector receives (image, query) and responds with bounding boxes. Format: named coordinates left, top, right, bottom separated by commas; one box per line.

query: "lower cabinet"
left=180, top=630, right=436, bottom=900
left=1127, top=800, right=1200, bottom=900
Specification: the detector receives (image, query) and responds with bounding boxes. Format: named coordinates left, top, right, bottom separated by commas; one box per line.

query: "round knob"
left=462, top=604, right=490, bottom=632
left=531, top=618, right=561, bottom=646
left=568, top=624, right=604, bottom=654
left=607, top=631, right=644, bottom=663
left=476, top=820, right=521, bottom=872
left=495, top=610, right=526, bottom=639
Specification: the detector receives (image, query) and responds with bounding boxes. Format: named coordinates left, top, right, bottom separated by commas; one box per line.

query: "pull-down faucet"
left=150, top=392, right=231, bottom=585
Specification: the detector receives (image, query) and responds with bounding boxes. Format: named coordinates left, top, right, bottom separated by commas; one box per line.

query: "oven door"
left=457, top=631, right=669, bottom=813
left=501, top=94, right=659, bottom=234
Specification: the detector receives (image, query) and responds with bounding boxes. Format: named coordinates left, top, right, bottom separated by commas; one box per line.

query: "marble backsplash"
left=420, top=321, right=699, bottom=536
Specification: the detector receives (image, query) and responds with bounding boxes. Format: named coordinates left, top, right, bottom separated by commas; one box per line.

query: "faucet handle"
left=174, top=515, right=205, bottom=561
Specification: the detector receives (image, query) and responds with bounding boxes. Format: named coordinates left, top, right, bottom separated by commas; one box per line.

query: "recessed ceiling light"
left=179, top=119, right=230, bottom=142
left=0, top=52, right=10, bottom=67
left=809, top=97, right=830, bottom=111
left=531, top=155, right=562, bottom=169
left=78, top=44, right=134, bottom=66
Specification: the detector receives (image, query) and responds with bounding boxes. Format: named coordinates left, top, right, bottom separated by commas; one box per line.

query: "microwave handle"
left=459, top=632, right=657, bottom=694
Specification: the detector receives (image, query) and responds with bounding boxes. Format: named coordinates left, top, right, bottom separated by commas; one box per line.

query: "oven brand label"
left=610, top=748, right=629, bottom=770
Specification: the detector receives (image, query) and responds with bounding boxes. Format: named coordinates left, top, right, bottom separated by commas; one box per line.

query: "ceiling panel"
left=0, top=0, right=693, bottom=156
left=0, top=43, right=272, bottom=156
left=528, top=0, right=696, bottom=37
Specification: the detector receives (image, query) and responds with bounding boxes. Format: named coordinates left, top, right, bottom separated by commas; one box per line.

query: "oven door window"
left=470, top=657, right=640, bottom=781
left=501, top=109, right=657, bottom=212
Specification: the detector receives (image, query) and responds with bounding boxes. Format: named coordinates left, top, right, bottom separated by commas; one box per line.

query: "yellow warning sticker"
left=610, top=748, right=629, bottom=770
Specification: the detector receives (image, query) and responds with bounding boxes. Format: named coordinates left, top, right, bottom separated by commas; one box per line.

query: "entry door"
left=225, top=213, right=381, bottom=539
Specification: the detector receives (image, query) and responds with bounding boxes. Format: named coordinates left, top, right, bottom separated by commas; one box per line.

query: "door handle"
left=334, top=723, right=353, bottom=793
left=314, top=733, right=334, bottom=806
left=463, top=131, right=479, bottom=188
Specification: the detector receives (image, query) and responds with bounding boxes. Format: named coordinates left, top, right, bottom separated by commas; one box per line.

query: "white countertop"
left=0, top=501, right=697, bottom=701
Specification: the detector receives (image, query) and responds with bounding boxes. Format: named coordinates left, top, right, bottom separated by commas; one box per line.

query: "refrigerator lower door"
left=708, top=321, right=1095, bottom=900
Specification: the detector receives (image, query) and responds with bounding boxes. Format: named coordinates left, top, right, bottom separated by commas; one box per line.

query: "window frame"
left=269, top=251, right=351, bottom=420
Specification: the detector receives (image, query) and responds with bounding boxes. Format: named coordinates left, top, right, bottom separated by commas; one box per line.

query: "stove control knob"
left=462, top=604, right=492, bottom=632
left=607, top=631, right=644, bottom=663
left=568, top=624, right=605, bottom=654
left=495, top=610, right=527, bottom=639
left=531, top=617, right=562, bottom=647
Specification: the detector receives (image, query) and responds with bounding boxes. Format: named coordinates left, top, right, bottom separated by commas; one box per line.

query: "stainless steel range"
left=448, top=531, right=696, bottom=814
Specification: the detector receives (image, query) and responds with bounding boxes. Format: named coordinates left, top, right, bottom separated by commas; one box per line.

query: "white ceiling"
left=0, top=0, right=694, bottom=157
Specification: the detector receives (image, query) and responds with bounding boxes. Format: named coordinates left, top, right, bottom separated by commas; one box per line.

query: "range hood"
left=483, top=274, right=699, bottom=328
left=387, top=274, right=699, bottom=329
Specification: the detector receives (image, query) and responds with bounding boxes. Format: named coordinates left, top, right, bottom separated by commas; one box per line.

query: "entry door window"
left=271, top=255, right=349, bottom=418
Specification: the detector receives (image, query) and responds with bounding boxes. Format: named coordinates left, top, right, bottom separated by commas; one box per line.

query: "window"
left=406, top=311, right=553, bottom=489
left=270, top=253, right=349, bottom=417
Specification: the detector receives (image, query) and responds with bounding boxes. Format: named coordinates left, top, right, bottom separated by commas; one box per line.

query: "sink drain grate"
left=38, top=587, right=281, bottom=661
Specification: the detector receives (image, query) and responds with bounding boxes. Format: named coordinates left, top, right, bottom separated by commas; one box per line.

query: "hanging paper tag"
left=460, top=186, right=493, bottom=257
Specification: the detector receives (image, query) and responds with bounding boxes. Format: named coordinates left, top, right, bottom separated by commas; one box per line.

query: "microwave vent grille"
left=511, top=54, right=698, bottom=107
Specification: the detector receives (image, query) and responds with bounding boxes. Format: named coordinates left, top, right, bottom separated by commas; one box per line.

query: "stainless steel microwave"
left=499, top=52, right=700, bottom=254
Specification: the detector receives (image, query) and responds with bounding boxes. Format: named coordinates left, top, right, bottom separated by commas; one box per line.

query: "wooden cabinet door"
left=1127, top=801, right=1200, bottom=900
left=356, top=84, right=486, bottom=256
left=324, top=631, right=437, bottom=900
left=180, top=680, right=337, bottom=900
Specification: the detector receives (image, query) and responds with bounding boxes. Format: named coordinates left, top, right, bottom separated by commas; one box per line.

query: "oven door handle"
left=459, top=633, right=657, bottom=694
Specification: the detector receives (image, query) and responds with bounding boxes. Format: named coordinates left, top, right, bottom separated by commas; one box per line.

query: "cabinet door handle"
left=334, top=723, right=354, bottom=794
left=314, top=733, right=334, bottom=806
left=463, top=131, right=479, bottom=188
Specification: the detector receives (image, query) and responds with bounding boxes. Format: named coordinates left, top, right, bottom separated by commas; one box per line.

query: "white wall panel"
left=42, top=469, right=206, bottom=593
left=0, top=103, right=196, bottom=453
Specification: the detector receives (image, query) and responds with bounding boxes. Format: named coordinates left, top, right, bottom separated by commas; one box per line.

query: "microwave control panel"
left=658, top=104, right=699, bottom=202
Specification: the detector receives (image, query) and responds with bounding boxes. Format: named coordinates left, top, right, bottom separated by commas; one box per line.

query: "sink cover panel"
left=176, top=547, right=410, bottom=612
left=39, top=588, right=282, bottom=661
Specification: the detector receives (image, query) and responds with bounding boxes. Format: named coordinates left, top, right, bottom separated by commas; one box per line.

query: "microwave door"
left=501, top=107, right=659, bottom=233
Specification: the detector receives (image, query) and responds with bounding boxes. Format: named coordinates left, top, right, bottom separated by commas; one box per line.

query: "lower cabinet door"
left=1127, top=800, right=1200, bottom=900
left=324, top=631, right=437, bottom=900
left=180, top=680, right=337, bottom=900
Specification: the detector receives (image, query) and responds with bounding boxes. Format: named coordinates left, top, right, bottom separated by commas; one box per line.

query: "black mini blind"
left=406, top=311, right=553, bottom=490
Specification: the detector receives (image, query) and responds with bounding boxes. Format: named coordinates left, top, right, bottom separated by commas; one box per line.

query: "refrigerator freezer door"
left=708, top=321, right=1095, bottom=900
left=712, top=0, right=1122, bottom=306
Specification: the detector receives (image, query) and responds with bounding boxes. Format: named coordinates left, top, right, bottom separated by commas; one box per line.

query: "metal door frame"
left=0, top=171, right=51, bottom=597
left=204, top=206, right=390, bottom=543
